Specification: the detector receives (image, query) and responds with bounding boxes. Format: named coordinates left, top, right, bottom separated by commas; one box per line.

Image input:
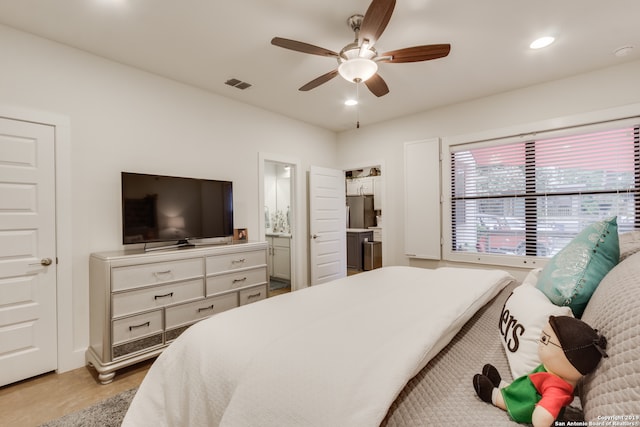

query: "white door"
left=0, top=117, right=57, bottom=387
left=309, top=166, right=346, bottom=285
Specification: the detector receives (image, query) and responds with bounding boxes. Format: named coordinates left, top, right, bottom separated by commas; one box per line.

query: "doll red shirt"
left=529, top=371, right=575, bottom=417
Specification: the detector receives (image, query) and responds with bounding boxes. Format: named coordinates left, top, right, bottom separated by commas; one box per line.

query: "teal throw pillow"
left=536, top=217, right=619, bottom=317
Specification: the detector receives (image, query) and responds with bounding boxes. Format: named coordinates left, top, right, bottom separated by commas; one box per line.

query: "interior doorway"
left=264, top=161, right=292, bottom=295
left=259, top=154, right=299, bottom=295
left=344, top=165, right=383, bottom=275
left=0, top=117, right=58, bottom=387
left=0, top=105, right=75, bottom=376
left=308, top=166, right=347, bottom=285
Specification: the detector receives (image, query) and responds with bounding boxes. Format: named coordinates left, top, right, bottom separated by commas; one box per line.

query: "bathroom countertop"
left=266, top=232, right=292, bottom=238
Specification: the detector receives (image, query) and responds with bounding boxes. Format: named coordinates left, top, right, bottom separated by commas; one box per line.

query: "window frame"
left=441, top=106, right=640, bottom=268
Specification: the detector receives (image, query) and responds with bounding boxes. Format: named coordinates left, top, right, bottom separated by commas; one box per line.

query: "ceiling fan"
left=271, top=0, right=451, bottom=97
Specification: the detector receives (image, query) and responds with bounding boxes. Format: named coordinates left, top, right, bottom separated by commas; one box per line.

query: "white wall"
left=337, top=59, right=640, bottom=276
left=4, top=20, right=640, bottom=372
left=0, top=24, right=338, bottom=371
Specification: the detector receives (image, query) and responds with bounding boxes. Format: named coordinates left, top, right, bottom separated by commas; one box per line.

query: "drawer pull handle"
left=154, top=292, right=174, bottom=300
left=153, top=270, right=172, bottom=278
left=129, top=321, right=150, bottom=331
left=198, top=304, right=215, bottom=313
left=233, top=277, right=247, bottom=283
left=247, top=292, right=262, bottom=300
left=231, top=258, right=246, bottom=264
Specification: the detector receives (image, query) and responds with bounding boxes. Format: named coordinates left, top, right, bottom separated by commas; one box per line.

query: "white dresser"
left=86, top=241, right=268, bottom=384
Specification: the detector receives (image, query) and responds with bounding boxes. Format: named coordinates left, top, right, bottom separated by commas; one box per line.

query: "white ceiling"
left=1, top=0, right=639, bottom=132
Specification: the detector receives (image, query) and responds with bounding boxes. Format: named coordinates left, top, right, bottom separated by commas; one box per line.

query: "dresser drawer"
left=206, top=267, right=267, bottom=296
left=239, top=285, right=267, bottom=306
left=205, top=250, right=266, bottom=274
left=111, top=258, right=203, bottom=291
left=112, top=310, right=163, bottom=346
left=112, top=278, right=204, bottom=318
left=165, top=292, right=238, bottom=330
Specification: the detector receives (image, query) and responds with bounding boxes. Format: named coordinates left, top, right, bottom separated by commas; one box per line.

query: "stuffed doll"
left=473, top=315, right=608, bottom=427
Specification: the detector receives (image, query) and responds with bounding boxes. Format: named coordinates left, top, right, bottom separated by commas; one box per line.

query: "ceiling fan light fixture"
left=338, top=58, right=378, bottom=83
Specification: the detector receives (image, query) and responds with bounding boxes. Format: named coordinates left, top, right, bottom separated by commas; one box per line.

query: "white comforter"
left=122, top=266, right=512, bottom=427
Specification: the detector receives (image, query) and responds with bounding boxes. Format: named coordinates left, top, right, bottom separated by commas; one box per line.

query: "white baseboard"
left=57, top=348, right=87, bottom=374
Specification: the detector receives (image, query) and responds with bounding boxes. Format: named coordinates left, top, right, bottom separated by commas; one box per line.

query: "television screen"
left=121, top=172, right=233, bottom=245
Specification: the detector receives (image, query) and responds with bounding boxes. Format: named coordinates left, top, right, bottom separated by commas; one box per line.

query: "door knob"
left=312, top=234, right=318, bottom=239
left=40, top=258, right=53, bottom=266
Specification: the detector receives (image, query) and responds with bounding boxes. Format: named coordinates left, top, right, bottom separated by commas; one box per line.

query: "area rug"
left=40, top=387, right=137, bottom=427
left=269, top=278, right=290, bottom=290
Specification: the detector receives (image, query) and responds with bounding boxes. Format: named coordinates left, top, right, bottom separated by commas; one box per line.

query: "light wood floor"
left=0, top=359, right=152, bottom=427
left=269, top=286, right=291, bottom=297
left=347, top=268, right=363, bottom=276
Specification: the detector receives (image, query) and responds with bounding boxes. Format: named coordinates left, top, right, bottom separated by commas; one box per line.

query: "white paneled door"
left=0, top=117, right=57, bottom=387
left=309, top=166, right=346, bottom=285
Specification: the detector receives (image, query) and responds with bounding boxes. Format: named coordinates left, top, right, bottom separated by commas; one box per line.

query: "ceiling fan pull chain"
left=356, top=81, right=361, bottom=129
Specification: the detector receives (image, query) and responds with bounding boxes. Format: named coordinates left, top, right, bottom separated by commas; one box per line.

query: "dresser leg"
left=98, top=371, right=115, bottom=385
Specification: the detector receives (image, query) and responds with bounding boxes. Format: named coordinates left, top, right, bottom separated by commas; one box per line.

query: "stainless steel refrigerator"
left=346, top=195, right=376, bottom=229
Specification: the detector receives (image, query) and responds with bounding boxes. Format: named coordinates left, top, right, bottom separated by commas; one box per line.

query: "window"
left=448, top=119, right=640, bottom=262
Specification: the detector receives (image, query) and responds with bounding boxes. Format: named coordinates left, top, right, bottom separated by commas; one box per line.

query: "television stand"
left=87, top=241, right=268, bottom=383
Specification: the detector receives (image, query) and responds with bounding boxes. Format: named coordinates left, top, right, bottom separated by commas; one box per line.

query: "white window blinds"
left=449, top=122, right=639, bottom=258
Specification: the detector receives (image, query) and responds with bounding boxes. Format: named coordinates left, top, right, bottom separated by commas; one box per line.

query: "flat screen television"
left=121, top=172, right=233, bottom=247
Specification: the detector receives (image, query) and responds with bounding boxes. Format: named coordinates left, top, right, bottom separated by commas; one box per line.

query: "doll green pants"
left=500, top=365, right=546, bottom=423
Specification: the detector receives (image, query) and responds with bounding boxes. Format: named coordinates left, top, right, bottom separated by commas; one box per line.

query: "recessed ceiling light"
left=614, top=45, right=634, bottom=57
left=345, top=99, right=358, bottom=106
left=530, top=36, right=555, bottom=49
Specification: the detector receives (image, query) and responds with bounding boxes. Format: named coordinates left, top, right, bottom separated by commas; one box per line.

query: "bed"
left=122, top=265, right=513, bottom=427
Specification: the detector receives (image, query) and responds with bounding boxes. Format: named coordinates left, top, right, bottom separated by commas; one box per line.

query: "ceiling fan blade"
left=380, top=44, right=451, bottom=63
left=359, top=0, right=396, bottom=46
left=299, top=69, right=339, bottom=91
left=271, top=37, right=339, bottom=58
left=364, top=73, right=389, bottom=97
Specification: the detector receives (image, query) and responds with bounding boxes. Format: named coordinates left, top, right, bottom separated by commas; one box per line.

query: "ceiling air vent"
left=225, top=78, right=252, bottom=90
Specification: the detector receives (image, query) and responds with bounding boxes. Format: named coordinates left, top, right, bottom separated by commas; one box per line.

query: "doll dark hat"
left=549, top=316, right=609, bottom=375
